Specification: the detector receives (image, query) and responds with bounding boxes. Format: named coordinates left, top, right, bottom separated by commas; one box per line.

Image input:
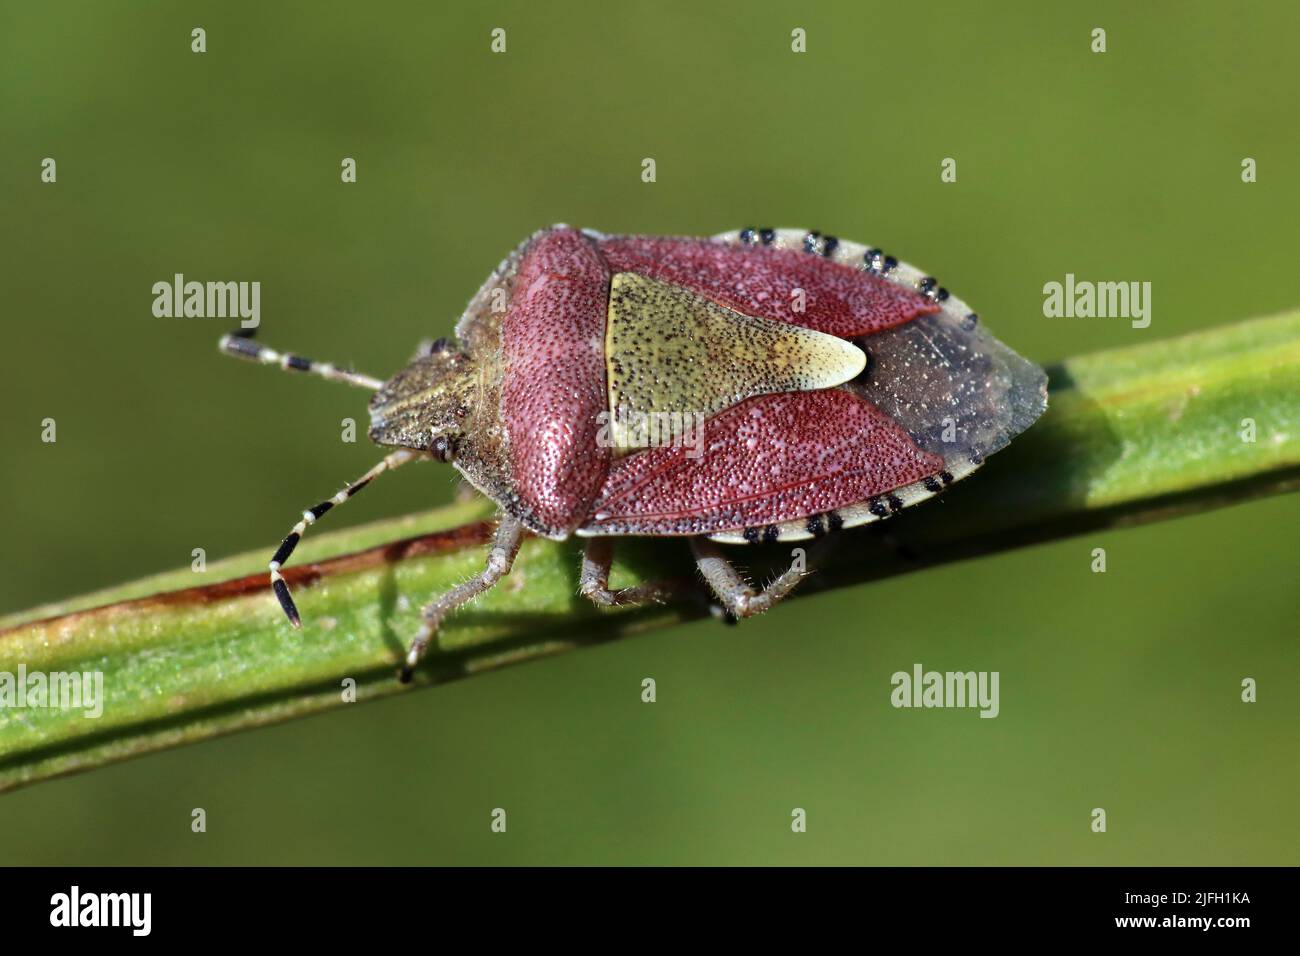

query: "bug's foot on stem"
left=394, top=514, right=525, bottom=684
left=399, top=634, right=429, bottom=684
left=710, top=605, right=739, bottom=626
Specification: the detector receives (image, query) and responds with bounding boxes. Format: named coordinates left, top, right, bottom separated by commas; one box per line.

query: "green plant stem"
left=2, top=311, right=1299, bottom=793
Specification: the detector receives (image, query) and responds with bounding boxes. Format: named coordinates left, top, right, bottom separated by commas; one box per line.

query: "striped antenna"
left=266, top=449, right=421, bottom=628
left=218, top=333, right=384, bottom=391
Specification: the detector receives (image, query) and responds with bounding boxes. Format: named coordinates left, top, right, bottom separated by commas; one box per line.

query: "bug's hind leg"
left=400, top=515, right=526, bottom=683
left=579, top=538, right=703, bottom=609
left=268, top=449, right=424, bottom=627
left=689, top=536, right=827, bottom=619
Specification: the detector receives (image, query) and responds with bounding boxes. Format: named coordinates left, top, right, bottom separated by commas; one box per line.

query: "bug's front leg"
left=399, top=514, right=525, bottom=683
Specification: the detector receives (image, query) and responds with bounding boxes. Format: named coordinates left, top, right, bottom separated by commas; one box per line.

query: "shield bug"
left=219, top=225, right=1047, bottom=682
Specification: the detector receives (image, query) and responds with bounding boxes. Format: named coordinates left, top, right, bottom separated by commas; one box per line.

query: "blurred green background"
left=1, top=0, right=1297, bottom=864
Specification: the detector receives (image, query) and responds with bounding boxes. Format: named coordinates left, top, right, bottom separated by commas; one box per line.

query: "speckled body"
left=500, top=229, right=611, bottom=534
left=366, top=225, right=1048, bottom=544
left=586, top=389, right=944, bottom=537
left=603, top=272, right=869, bottom=449
left=596, top=233, right=938, bottom=338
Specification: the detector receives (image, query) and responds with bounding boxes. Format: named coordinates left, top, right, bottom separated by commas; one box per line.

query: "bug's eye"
left=431, top=435, right=457, bottom=462
left=429, top=337, right=451, bottom=353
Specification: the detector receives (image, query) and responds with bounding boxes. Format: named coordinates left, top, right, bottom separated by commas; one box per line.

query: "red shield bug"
left=219, top=226, right=1047, bottom=681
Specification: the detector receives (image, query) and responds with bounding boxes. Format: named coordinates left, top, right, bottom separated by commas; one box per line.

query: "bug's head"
left=367, top=338, right=478, bottom=461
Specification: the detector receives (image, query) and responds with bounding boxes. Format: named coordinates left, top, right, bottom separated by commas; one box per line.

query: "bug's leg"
left=400, top=515, right=526, bottom=683
left=689, top=537, right=824, bottom=619
left=579, top=538, right=702, bottom=609
left=269, top=449, right=423, bottom=627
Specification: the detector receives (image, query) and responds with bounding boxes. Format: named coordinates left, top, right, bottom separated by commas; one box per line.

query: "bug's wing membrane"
left=605, top=272, right=865, bottom=452
left=596, top=234, right=939, bottom=338
left=579, top=390, right=944, bottom=537
left=851, top=309, right=1047, bottom=464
